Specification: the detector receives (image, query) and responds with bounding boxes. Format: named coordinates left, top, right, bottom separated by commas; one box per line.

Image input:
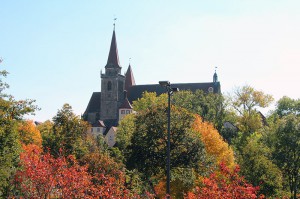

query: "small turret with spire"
left=213, top=66, right=218, bottom=83
left=125, top=59, right=136, bottom=91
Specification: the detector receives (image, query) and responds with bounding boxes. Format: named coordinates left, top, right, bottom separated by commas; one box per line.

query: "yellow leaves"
left=18, top=120, right=42, bottom=146
left=192, top=115, right=235, bottom=168
left=232, top=85, right=274, bottom=113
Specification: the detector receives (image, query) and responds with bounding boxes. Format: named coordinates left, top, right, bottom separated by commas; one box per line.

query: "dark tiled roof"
left=127, top=82, right=221, bottom=103
left=125, top=64, right=136, bottom=91
left=92, top=120, right=106, bottom=127
left=106, top=30, right=120, bottom=68
left=103, top=119, right=118, bottom=135
left=119, top=97, right=133, bottom=109
left=84, top=92, right=101, bottom=114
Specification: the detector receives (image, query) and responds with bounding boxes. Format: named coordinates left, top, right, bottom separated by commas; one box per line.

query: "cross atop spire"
left=113, top=17, right=117, bottom=31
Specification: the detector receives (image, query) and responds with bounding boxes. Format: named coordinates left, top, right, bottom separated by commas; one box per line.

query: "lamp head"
left=159, top=81, right=170, bottom=87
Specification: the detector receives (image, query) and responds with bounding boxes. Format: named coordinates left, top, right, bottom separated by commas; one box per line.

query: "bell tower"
left=100, top=26, right=125, bottom=121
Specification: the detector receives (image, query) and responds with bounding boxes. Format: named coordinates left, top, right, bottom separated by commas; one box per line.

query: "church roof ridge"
left=131, top=82, right=217, bottom=87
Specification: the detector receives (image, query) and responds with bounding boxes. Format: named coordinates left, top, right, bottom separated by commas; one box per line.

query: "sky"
left=1, top=0, right=300, bottom=121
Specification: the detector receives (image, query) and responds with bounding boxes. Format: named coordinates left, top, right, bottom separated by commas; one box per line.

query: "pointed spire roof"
left=125, top=64, right=136, bottom=90
left=106, top=30, right=120, bottom=68
left=119, top=97, right=133, bottom=109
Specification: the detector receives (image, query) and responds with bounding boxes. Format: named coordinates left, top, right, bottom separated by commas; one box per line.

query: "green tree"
left=0, top=67, right=38, bottom=197
left=119, top=93, right=207, bottom=197
left=127, top=105, right=205, bottom=176
left=276, top=96, right=300, bottom=118
left=37, top=120, right=53, bottom=137
left=238, top=133, right=283, bottom=197
left=0, top=121, right=20, bottom=197
left=173, top=90, right=226, bottom=131
left=43, top=103, right=90, bottom=158
left=272, top=114, right=300, bottom=199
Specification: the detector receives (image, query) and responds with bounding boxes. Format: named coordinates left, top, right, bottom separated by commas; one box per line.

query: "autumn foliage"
left=81, top=153, right=134, bottom=198
left=18, top=120, right=42, bottom=146
left=186, top=162, right=263, bottom=199
left=14, top=145, right=144, bottom=199
left=192, top=115, right=235, bottom=168
left=15, top=145, right=92, bottom=198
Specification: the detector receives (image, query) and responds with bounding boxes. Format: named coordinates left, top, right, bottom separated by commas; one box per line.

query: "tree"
left=186, top=162, right=263, bottom=199
left=43, top=103, right=90, bottom=158
left=229, top=85, right=273, bottom=135
left=14, top=144, right=93, bottom=198
left=239, top=133, right=283, bottom=197
left=273, top=114, right=300, bottom=199
left=0, top=121, right=20, bottom=197
left=80, top=152, right=135, bottom=198
left=126, top=104, right=205, bottom=178
left=0, top=67, right=38, bottom=197
left=37, top=120, right=53, bottom=137
left=15, top=145, right=150, bottom=199
left=116, top=113, right=136, bottom=152
left=18, top=120, right=42, bottom=146
left=119, top=93, right=207, bottom=198
left=154, top=167, right=197, bottom=198
left=119, top=92, right=235, bottom=197
left=230, top=85, right=273, bottom=115
left=0, top=69, right=9, bottom=96
left=192, top=115, right=235, bottom=169
left=276, top=96, right=300, bottom=118
left=173, top=90, right=226, bottom=131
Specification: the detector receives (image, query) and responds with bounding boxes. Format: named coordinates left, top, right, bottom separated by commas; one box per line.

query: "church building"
left=83, top=27, right=221, bottom=131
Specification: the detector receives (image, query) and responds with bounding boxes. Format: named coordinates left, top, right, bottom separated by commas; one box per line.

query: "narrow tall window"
left=107, top=81, right=112, bottom=91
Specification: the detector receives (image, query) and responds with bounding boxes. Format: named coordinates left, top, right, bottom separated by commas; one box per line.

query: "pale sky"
left=1, top=1, right=300, bottom=121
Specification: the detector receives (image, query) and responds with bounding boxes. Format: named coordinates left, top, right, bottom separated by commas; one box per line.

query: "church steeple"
left=100, top=23, right=125, bottom=122
left=213, top=67, right=218, bottom=82
left=105, top=29, right=120, bottom=69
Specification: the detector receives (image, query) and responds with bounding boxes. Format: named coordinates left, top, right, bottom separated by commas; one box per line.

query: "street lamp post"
left=159, top=81, right=179, bottom=199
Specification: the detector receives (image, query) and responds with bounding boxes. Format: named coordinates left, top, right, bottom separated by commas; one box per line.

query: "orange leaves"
left=18, top=120, right=42, bottom=146
left=154, top=178, right=166, bottom=198
left=192, top=115, right=235, bottom=168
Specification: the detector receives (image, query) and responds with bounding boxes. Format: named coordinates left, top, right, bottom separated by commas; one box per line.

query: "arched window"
left=107, top=81, right=112, bottom=91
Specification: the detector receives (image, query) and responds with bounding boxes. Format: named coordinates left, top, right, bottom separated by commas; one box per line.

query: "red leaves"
left=14, top=145, right=139, bottom=198
left=186, top=162, right=264, bottom=199
left=15, top=144, right=92, bottom=198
